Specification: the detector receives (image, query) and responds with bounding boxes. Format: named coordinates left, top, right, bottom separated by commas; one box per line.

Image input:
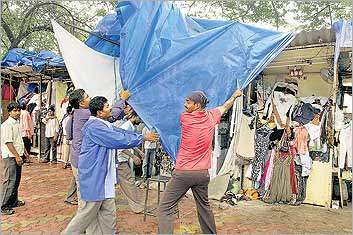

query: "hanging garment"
left=259, top=149, right=275, bottom=191
left=263, top=151, right=294, bottom=203
left=320, top=104, right=334, bottom=147
left=292, top=102, right=321, bottom=126
left=299, top=152, right=312, bottom=177
left=236, top=114, right=255, bottom=159
left=2, top=83, right=12, bottom=100
left=16, top=82, right=29, bottom=100
left=251, top=125, right=273, bottom=186
left=338, top=121, right=352, bottom=169
left=304, top=122, right=321, bottom=148
left=210, top=125, right=220, bottom=179
left=294, top=126, right=309, bottom=154
left=52, top=81, right=68, bottom=121
left=263, top=81, right=297, bottom=129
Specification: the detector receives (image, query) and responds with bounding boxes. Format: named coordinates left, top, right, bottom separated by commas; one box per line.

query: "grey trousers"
left=1, top=157, right=22, bottom=209
left=117, top=161, right=145, bottom=213
left=42, top=137, right=57, bottom=161
left=158, top=170, right=216, bottom=234
left=63, top=198, right=116, bottom=235
left=65, top=175, right=77, bottom=203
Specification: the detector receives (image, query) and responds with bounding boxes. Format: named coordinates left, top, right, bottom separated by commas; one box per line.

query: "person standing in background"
left=142, top=125, right=157, bottom=182
left=20, top=103, right=34, bottom=163
left=40, top=105, right=59, bottom=163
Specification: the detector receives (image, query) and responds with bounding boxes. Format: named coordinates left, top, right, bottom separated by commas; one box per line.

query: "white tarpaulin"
left=51, top=20, right=122, bottom=104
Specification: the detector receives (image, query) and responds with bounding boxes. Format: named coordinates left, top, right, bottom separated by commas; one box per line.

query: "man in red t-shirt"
left=158, top=89, right=242, bottom=234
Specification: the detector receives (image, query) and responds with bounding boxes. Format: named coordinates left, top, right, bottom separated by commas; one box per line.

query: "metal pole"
left=38, top=74, right=43, bottom=160
left=62, top=21, right=120, bottom=46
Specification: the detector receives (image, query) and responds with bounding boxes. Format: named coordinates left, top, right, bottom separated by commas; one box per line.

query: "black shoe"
left=1, top=208, right=14, bottom=215
left=12, top=200, right=25, bottom=208
left=64, top=200, right=78, bottom=205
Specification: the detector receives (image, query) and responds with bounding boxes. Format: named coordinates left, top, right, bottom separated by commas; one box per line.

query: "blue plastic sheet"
left=1, top=48, right=65, bottom=71
left=87, top=1, right=295, bottom=160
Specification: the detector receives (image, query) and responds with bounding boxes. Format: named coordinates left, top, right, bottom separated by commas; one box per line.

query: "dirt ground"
left=1, top=158, right=352, bottom=234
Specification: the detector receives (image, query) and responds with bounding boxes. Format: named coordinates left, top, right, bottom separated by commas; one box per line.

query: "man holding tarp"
left=63, top=96, right=158, bottom=234
left=158, top=89, right=242, bottom=234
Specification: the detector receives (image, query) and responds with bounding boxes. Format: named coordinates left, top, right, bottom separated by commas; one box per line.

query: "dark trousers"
left=42, top=137, right=57, bottom=162
left=22, top=137, right=32, bottom=154
left=143, top=148, right=156, bottom=179
left=1, top=158, right=22, bottom=210
left=158, top=170, right=216, bottom=234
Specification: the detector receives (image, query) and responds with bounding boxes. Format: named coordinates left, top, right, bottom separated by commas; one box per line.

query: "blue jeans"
left=142, top=149, right=156, bottom=179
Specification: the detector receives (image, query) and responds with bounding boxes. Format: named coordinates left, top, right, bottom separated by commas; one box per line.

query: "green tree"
left=182, top=0, right=351, bottom=31
left=1, top=0, right=116, bottom=58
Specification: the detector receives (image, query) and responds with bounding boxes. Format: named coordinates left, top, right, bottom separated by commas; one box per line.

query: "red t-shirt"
left=175, top=108, right=222, bottom=170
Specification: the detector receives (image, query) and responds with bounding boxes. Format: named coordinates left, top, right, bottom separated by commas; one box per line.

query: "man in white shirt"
left=1, top=102, right=29, bottom=215
left=142, top=126, right=157, bottom=181
left=40, top=105, right=59, bottom=163
left=115, top=112, right=146, bottom=213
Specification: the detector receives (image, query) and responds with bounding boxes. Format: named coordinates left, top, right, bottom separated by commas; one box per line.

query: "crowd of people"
left=1, top=86, right=242, bottom=234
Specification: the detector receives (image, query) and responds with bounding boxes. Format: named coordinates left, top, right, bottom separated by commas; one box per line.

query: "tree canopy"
left=1, top=0, right=115, bottom=57
left=1, top=0, right=351, bottom=58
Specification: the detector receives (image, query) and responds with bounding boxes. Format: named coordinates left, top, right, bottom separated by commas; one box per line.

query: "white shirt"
left=116, top=120, right=135, bottom=163
left=142, top=126, right=157, bottom=149
left=1, top=117, right=25, bottom=158
left=43, top=116, right=59, bottom=138
left=62, top=115, right=71, bottom=136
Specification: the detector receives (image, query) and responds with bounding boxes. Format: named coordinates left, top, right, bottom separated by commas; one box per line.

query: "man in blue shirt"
left=63, top=96, right=158, bottom=235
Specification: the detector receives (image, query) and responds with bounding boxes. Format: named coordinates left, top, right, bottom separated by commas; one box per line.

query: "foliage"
left=181, top=0, right=351, bottom=31
left=1, top=0, right=116, bottom=57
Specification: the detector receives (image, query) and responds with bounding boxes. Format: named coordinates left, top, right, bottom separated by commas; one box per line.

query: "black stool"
left=143, top=175, right=178, bottom=221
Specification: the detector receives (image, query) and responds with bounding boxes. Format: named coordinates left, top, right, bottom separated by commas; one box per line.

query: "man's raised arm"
left=217, top=89, right=243, bottom=116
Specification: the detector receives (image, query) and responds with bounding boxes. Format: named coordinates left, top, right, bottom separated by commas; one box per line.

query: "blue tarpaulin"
left=87, top=0, right=295, bottom=160
left=1, top=48, right=65, bottom=72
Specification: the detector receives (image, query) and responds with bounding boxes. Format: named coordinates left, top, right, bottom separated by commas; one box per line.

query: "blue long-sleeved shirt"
left=66, top=100, right=126, bottom=168
left=78, top=116, right=143, bottom=201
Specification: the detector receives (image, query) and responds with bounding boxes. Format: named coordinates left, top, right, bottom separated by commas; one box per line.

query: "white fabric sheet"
left=52, top=20, right=122, bottom=104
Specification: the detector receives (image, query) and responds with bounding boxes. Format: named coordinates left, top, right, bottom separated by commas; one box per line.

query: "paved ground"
left=1, top=157, right=352, bottom=234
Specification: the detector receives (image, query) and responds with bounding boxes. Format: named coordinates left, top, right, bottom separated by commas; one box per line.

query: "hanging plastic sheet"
left=114, top=1, right=295, bottom=160
left=333, top=20, right=352, bottom=66
left=52, top=20, right=122, bottom=104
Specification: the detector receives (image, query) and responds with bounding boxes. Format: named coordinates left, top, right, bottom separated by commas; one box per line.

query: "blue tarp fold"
left=88, top=0, right=295, bottom=160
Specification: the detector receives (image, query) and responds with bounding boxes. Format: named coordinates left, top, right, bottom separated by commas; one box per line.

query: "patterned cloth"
left=251, top=125, right=273, bottom=187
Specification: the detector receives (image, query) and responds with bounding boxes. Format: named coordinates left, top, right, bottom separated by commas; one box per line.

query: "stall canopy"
left=1, top=48, right=65, bottom=72
left=65, top=0, right=296, bottom=160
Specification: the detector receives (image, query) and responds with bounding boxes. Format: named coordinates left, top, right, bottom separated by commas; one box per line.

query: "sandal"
left=14, top=200, right=25, bottom=207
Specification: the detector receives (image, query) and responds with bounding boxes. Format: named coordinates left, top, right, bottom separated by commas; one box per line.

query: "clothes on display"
left=251, top=125, right=273, bottom=187
left=338, top=121, right=352, bottom=169
left=263, top=81, right=298, bottom=129
left=263, top=145, right=297, bottom=204
left=16, top=82, right=29, bottom=100
left=235, top=114, right=255, bottom=160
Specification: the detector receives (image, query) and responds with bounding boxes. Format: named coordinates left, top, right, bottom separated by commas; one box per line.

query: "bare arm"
left=217, top=89, right=243, bottom=116
left=5, top=142, right=23, bottom=166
